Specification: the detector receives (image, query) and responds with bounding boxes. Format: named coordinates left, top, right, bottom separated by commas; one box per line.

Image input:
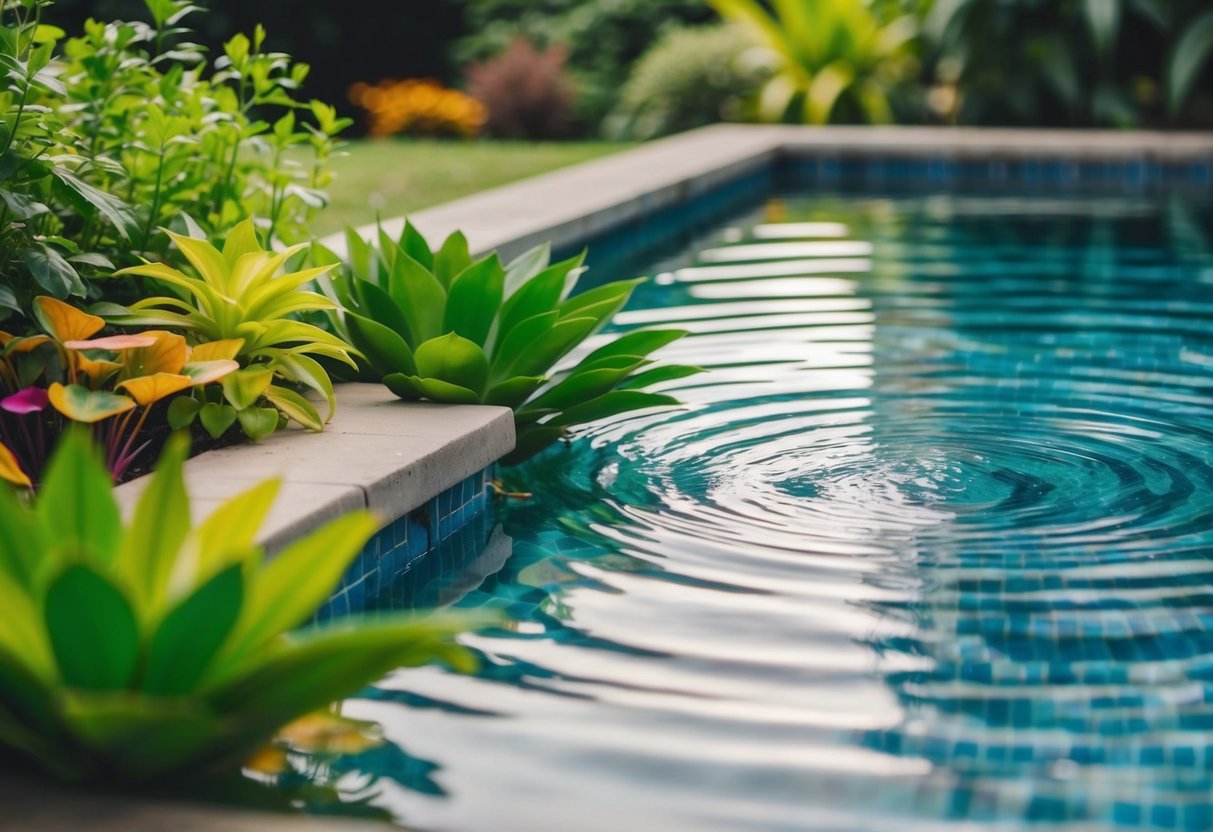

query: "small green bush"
left=608, top=23, right=769, bottom=140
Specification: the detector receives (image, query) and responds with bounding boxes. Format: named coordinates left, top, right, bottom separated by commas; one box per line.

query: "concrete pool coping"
left=28, top=124, right=1213, bottom=830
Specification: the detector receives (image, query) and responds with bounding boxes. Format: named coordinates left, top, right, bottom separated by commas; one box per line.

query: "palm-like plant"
left=708, top=0, right=918, bottom=124
left=0, top=429, right=474, bottom=783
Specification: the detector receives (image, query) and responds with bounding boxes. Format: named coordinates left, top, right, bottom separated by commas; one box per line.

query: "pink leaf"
left=1, top=386, right=49, bottom=414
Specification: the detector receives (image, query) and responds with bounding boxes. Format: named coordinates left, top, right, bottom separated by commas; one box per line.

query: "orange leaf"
left=117, top=373, right=192, bottom=406
left=182, top=359, right=240, bottom=387
left=75, top=353, right=122, bottom=383
left=4, top=334, right=52, bottom=354
left=124, top=330, right=188, bottom=377
left=48, top=382, right=136, bottom=423
left=34, top=296, right=104, bottom=343
left=190, top=338, right=245, bottom=362
left=0, top=442, right=30, bottom=488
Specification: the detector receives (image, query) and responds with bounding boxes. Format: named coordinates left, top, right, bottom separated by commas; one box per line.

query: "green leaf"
left=484, top=375, right=547, bottom=408
left=192, top=479, right=279, bottom=581
left=388, top=252, right=447, bottom=345
left=619, top=364, right=704, bottom=389
left=45, top=565, right=140, bottom=691
left=264, top=385, right=324, bottom=432
left=503, top=242, right=551, bottom=298
left=558, top=278, right=642, bottom=323
left=444, top=255, right=504, bottom=346
left=414, top=333, right=489, bottom=397
left=391, top=375, right=480, bottom=404
left=497, top=252, right=586, bottom=342
left=550, top=390, right=681, bottom=429
left=37, top=428, right=122, bottom=564
left=236, top=407, right=280, bottom=441
left=199, top=402, right=238, bottom=439
left=142, top=564, right=243, bottom=696
left=432, top=230, right=472, bottom=288
left=50, top=169, right=138, bottom=240
left=23, top=245, right=85, bottom=298
left=0, top=488, right=42, bottom=586
left=219, top=512, right=378, bottom=666
left=345, top=311, right=416, bottom=376
left=490, top=310, right=558, bottom=380
left=48, top=383, right=135, bottom=424
left=507, top=316, right=600, bottom=380
left=581, top=329, right=688, bottom=366
left=166, top=396, right=200, bottom=429
left=1168, top=10, right=1213, bottom=115
left=397, top=220, right=434, bottom=271
left=221, top=366, right=273, bottom=411
left=353, top=275, right=413, bottom=345
left=344, top=227, right=378, bottom=282
left=1084, top=0, right=1120, bottom=56
left=268, top=352, right=336, bottom=422
left=121, top=433, right=190, bottom=612
left=523, top=361, right=647, bottom=414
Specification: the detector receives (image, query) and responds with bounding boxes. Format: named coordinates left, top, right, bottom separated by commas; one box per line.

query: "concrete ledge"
left=115, top=384, right=514, bottom=553
left=325, top=124, right=1213, bottom=263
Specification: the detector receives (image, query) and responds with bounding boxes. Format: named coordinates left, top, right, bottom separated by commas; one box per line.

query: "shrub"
left=348, top=78, right=486, bottom=139
left=707, top=0, right=920, bottom=124
left=0, top=429, right=476, bottom=784
left=454, top=0, right=714, bottom=131
left=320, top=224, right=702, bottom=464
left=100, top=218, right=357, bottom=442
left=609, top=23, right=770, bottom=140
left=465, top=38, right=578, bottom=140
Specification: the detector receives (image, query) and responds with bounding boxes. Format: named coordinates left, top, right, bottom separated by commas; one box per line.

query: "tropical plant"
left=0, top=428, right=475, bottom=783
left=100, top=217, right=355, bottom=441
left=707, top=0, right=919, bottom=124
left=0, top=296, right=239, bottom=482
left=924, top=0, right=1213, bottom=127
left=609, top=23, right=770, bottom=139
left=348, top=78, right=486, bottom=139
left=465, top=38, right=578, bottom=140
left=322, top=224, right=701, bottom=464
left=454, top=0, right=714, bottom=131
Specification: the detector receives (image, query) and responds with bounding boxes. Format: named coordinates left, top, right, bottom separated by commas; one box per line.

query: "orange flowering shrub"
left=348, top=79, right=487, bottom=138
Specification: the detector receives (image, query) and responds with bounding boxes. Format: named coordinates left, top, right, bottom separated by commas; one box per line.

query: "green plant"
left=100, top=217, right=355, bottom=441
left=0, top=428, right=475, bottom=783
left=925, top=0, right=1213, bottom=127
left=707, top=0, right=919, bottom=124
left=609, top=23, right=770, bottom=139
left=324, top=224, right=701, bottom=464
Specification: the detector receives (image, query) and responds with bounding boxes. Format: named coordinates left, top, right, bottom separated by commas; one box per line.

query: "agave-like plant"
left=99, top=218, right=357, bottom=439
left=708, top=0, right=918, bottom=124
left=322, top=223, right=701, bottom=464
left=0, top=428, right=475, bottom=783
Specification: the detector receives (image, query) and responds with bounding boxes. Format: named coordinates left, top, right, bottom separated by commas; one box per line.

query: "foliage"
left=0, top=428, right=475, bottom=784
left=924, top=0, right=1213, bottom=127
left=707, top=0, right=920, bottom=125
left=322, top=223, right=701, bottom=464
left=609, top=23, right=771, bottom=140
left=348, top=78, right=486, bottom=139
left=0, top=0, right=349, bottom=326
left=466, top=39, right=577, bottom=140
left=0, top=296, right=238, bottom=482
left=100, top=217, right=355, bottom=441
left=454, top=0, right=713, bottom=132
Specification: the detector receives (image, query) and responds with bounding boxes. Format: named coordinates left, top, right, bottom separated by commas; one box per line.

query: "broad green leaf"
left=497, top=252, right=586, bottom=341
left=45, top=565, right=140, bottom=691
left=444, top=255, right=504, bottom=346
left=619, top=364, right=705, bottom=389
left=432, top=230, right=472, bottom=288
left=397, top=220, right=434, bottom=271
left=1084, top=0, right=1120, bottom=56
left=507, top=316, right=601, bottom=380
left=346, top=311, right=416, bottom=376
left=0, top=488, right=42, bottom=585
left=484, top=375, right=547, bottom=408
left=121, top=433, right=190, bottom=612
left=50, top=169, right=138, bottom=240
left=221, top=217, right=261, bottom=266
left=167, top=396, right=200, bottom=429
left=550, top=390, right=681, bottom=429
left=388, top=252, right=447, bottom=345
left=264, top=385, right=324, bottom=432
left=394, top=375, right=481, bottom=404
left=352, top=275, right=413, bottom=344
left=415, top=333, right=489, bottom=397
left=199, top=402, right=238, bottom=439
left=558, top=278, right=642, bottom=321
left=344, top=227, right=377, bottom=281
left=142, top=564, right=243, bottom=696
left=36, top=428, right=122, bottom=563
left=383, top=372, right=426, bottom=400
left=189, top=479, right=279, bottom=585
left=221, top=366, right=273, bottom=410
left=503, top=242, right=551, bottom=298
left=220, top=512, right=378, bottom=665
left=23, top=246, right=84, bottom=298
left=237, top=406, right=280, bottom=441
left=267, top=352, right=336, bottom=421
left=0, top=572, right=55, bottom=680
left=581, top=329, right=688, bottom=366
left=523, top=361, right=647, bottom=414
left=490, top=310, right=558, bottom=381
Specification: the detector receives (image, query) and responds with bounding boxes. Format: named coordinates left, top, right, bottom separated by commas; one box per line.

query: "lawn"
left=311, top=139, right=635, bottom=236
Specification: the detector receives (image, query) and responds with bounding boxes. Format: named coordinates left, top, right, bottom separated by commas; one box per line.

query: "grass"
left=309, top=139, right=635, bottom=236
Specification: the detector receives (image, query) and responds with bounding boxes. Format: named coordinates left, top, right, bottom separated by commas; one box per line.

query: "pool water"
left=325, top=188, right=1213, bottom=830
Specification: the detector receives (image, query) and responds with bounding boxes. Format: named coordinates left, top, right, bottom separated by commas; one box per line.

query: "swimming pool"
left=307, top=180, right=1213, bottom=830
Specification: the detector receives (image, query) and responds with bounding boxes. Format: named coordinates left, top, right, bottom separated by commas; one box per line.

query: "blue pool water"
left=309, top=186, right=1213, bottom=830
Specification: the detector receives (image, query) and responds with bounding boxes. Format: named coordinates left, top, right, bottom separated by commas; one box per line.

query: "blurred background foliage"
left=43, top=0, right=1213, bottom=140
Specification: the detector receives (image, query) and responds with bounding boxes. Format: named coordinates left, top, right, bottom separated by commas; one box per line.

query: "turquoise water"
left=317, top=189, right=1213, bottom=830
